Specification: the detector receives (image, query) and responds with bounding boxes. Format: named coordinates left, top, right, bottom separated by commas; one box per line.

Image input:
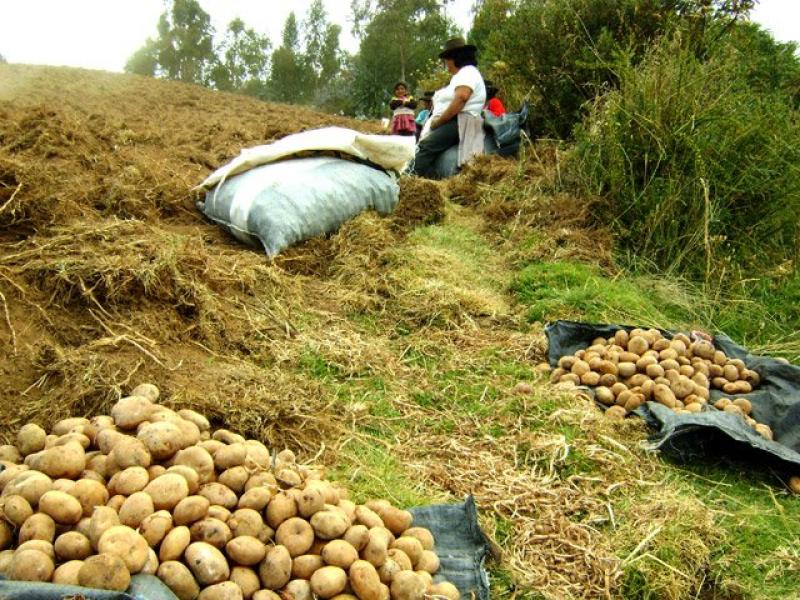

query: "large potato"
left=78, top=553, right=131, bottom=591
left=15, top=539, right=54, bottom=559
left=225, top=536, right=266, bottom=566
left=214, top=443, right=247, bottom=470
left=109, top=437, right=152, bottom=469
left=98, top=525, right=150, bottom=573
left=236, top=487, right=271, bottom=511
left=3, top=470, right=52, bottom=505
left=140, top=510, right=174, bottom=546
left=174, top=495, right=211, bottom=526
left=349, top=560, right=383, bottom=600
left=119, top=492, right=155, bottom=528
left=416, top=549, right=440, bottom=574
left=391, top=537, right=423, bottom=567
left=190, top=518, right=232, bottom=549
left=343, top=524, right=370, bottom=551
left=28, top=443, right=85, bottom=479
left=9, top=548, right=54, bottom=582
left=19, top=512, right=56, bottom=543
left=228, top=508, right=263, bottom=538
left=362, top=528, right=392, bottom=568
left=310, top=566, right=348, bottom=599
left=258, top=544, right=292, bottom=590
left=185, top=541, right=230, bottom=585
left=199, top=483, right=238, bottom=510
left=230, top=566, right=260, bottom=600
left=88, top=506, right=120, bottom=549
left=311, top=510, right=349, bottom=541
left=69, top=479, right=110, bottom=517
left=275, top=517, right=314, bottom=557
left=402, top=527, right=434, bottom=551
left=109, top=466, right=149, bottom=496
left=322, top=539, right=358, bottom=569
left=1, top=494, right=33, bottom=526
left=52, top=560, right=83, bottom=586
left=111, top=395, right=154, bottom=429
left=390, top=571, right=426, bottom=600
left=265, top=492, right=297, bottom=529
left=144, top=473, right=190, bottom=510
left=198, top=581, right=243, bottom=600
left=16, top=424, right=47, bottom=457
left=158, top=561, right=201, bottom=600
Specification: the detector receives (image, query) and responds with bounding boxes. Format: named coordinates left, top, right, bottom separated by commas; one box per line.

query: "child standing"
left=389, top=82, right=417, bottom=136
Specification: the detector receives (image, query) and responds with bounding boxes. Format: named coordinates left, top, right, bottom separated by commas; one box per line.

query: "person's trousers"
left=410, top=119, right=459, bottom=178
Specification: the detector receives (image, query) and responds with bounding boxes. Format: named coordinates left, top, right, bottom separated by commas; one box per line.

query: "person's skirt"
left=391, top=111, right=417, bottom=136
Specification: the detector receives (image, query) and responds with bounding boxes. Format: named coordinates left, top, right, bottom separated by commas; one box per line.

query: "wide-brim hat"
left=438, top=37, right=477, bottom=59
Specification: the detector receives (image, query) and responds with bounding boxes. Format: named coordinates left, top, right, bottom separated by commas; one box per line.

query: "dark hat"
left=438, top=37, right=477, bottom=59
left=423, top=90, right=434, bottom=98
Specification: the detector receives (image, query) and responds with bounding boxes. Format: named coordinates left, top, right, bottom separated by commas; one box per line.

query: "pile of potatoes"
left=549, top=328, right=774, bottom=440
left=0, top=384, right=460, bottom=600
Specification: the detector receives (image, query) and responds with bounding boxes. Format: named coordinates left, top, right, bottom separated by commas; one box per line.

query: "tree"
left=351, top=0, right=458, bottom=116
left=468, top=0, right=512, bottom=54
left=268, top=12, right=314, bottom=103
left=125, top=0, right=216, bottom=86
left=211, top=18, right=271, bottom=92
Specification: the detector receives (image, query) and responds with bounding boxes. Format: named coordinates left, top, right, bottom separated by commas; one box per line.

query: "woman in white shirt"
left=411, top=38, right=486, bottom=178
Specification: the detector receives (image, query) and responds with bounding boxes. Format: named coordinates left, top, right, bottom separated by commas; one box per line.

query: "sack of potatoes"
left=549, top=328, right=773, bottom=440
left=0, top=383, right=461, bottom=600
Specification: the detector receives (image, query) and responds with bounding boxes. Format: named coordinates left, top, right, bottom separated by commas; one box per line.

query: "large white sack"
left=196, top=127, right=415, bottom=190
left=198, top=156, right=399, bottom=256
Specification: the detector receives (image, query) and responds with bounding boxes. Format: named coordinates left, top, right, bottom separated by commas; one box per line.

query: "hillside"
left=1, top=65, right=798, bottom=600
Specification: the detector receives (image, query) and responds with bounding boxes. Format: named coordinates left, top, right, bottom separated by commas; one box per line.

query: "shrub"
left=569, top=34, right=800, bottom=280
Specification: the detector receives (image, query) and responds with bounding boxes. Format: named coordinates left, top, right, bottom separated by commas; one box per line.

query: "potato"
left=390, top=570, right=426, bottom=600
left=213, top=443, right=246, bottom=470
left=142, top=547, right=159, bottom=575
left=237, top=487, right=272, bottom=511
left=15, top=539, right=55, bottom=559
left=733, top=398, right=753, bottom=415
left=129, top=383, right=159, bottom=401
left=276, top=468, right=302, bottom=489
left=322, top=539, right=359, bottom=569
left=54, top=531, right=92, bottom=560
left=19, top=512, right=56, bottom=543
left=312, top=509, right=350, bottom=540
left=158, top=561, right=201, bottom=600
left=198, top=581, right=243, bottom=600
left=226, top=536, right=266, bottom=566
left=160, top=525, right=192, bottom=561
left=310, top=565, right=348, bottom=598
left=714, top=398, right=732, bottom=410
left=109, top=437, right=152, bottom=470
left=0, top=549, right=12, bottom=577
left=362, top=527, right=393, bottom=568
left=88, top=506, right=120, bottom=549
left=107, top=494, right=126, bottom=512
left=190, top=518, right=232, bottom=549
left=10, top=548, right=54, bottom=582
left=230, top=566, right=261, bottom=600
left=653, top=384, right=677, bottom=408
left=174, top=447, right=215, bottom=484
left=604, top=406, right=627, bottom=420
left=110, top=466, right=150, bottom=496
left=387, top=548, right=412, bottom=571
left=755, top=424, right=774, bottom=440
left=174, top=419, right=202, bottom=449
left=428, top=581, right=460, bottom=599
left=70, top=479, right=110, bottom=517
left=98, top=525, right=150, bottom=573
left=174, top=495, right=211, bottom=526
left=296, top=486, right=325, bottom=519
left=0, top=445, right=21, bottom=463
left=115, top=492, right=153, bottom=529
left=51, top=478, right=76, bottom=493
left=3, top=470, right=52, bottom=505
left=390, top=537, right=423, bottom=567
left=177, top=409, right=210, bottom=431
left=166, top=465, right=201, bottom=495
left=266, top=492, right=297, bottom=529
left=275, top=516, right=315, bottom=557
left=79, top=553, right=131, bottom=591
left=258, top=544, right=292, bottom=590
left=185, top=541, right=230, bottom=585
left=52, top=560, right=83, bottom=586
left=218, top=467, right=249, bottom=494
left=140, top=510, right=174, bottom=546
left=252, top=591, right=282, bottom=600
left=199, top=483, right=238, bottom=510
left=594, top=386, right=615, bottom=406
left=214, top=430, right=246, bottom=445
left=355, top=505, right=384, bottom=529
left=284, top=579, right=313, bottom=600
left=416, top=549, right=440, bottom=573
left=144, top=473, right=190, bottom=511
left=377, top=558, right=401, bottom=584
left=138, top=422, right=183, bottom=461
left=29, top=442, right=86, bottom=479
left=350, top=560, right=383, bottom=600
left=16, top=424, right=47, bottom=457
left=1, top=494, right=33, bottom=526
left=208, top=505, right=231, bottom=522
left=228, top=508, right=264, bottom=538
left=293, top=553, right=325, bottom=579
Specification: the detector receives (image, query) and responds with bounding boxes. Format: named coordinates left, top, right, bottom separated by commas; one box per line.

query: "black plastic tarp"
left=546, top=320, right=800, bottom=471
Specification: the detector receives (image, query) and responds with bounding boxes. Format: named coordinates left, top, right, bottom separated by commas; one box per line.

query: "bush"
left=568, top=34, right=800, bottom=280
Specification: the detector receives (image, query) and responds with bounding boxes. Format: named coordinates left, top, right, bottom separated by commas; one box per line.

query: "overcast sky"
left=0, top=0, right=796, bottom=73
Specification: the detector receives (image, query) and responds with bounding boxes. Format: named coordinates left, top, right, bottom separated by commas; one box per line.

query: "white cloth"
left=430, top=65, right=486, bottom=119
left=457, top=113, right=485, bottom=167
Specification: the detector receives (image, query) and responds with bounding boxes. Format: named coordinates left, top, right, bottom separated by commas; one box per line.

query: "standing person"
left=484, top=81, right=506, bottom=117
left=389, top=82, right=417, bottom=136
left=415, top=91, right=434, bottom=139
left=411, top=38, right=486, bottom=178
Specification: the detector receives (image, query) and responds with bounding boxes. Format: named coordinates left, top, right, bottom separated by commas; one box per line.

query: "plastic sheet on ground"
left=195, top=127, right=416, bottom=190
left=0, top=574, right=178, bottom=600
left=546, top=320, right=800, bottom=471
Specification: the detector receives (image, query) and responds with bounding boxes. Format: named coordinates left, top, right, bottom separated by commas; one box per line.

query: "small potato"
left=228, top=508, right=264, bottom=538
left=109, top=437, right=152, bottom=470
left=275, top=517, right=315, bottom=557
left=283, top=579, right=313, bottom=600
left=322, top=539, right=359, bottom=569
left=570, top=360, right=590, bottom=377
left=190, top=518, right=232, bottom=549
left=69, top=479, right=110, bottom=517
left=131, top=383, right=160, bottom=402
left=265, top=492, right=297, bottom=529
left=54, top=531, right=92, bottom=561
left=311, top=509, right=349, bottom=540
left=15, top=539, right=55, bottom=559
left=199, top=483, right=238, bottom=510
left=185, top=541, right=230, bottom=585
left=98, top=525, right=150, bottom=573
left=0, top=445, right=21, bottom=463
left=144, top=473, right=190, bottom=511
left=390, top=570, right=426, bottom=600
left=198, top=581, right=244, bottom=600
left=138, top=422, right=183, bottom=461
left=166, top=465, right=201, bottom=495
left=218, top=466, right=249, bottom=494
left=158, top=560, right=201, bottom=600
left=139, top=510, right=174, bottom=546
left=230, top=566, right=260, bottom=600
left=237, top=486, right=272, bottom=511
left=19, top=512, right=56, bottom=543
left=428, top=582, right=461, bottom=599
left=297, top=487, right=325, bottom=519
left=119, top=491, right=155, bottom=528
left=174, top=495, right=211, bottom=526
left=88, top=506, right=120, bottom=549
left=403, top=527, right=434, bottom=551
left=10, top=548, right=54, bottom=582
left=292, top=554, right=325, bottom=579
left=52, top=560, right=83, bottom=586
left=208, top=505, right=231, bottom=523
left=174, top=447, right=215, bottom=484
left=226, top=536, right=266, bottom=566
left=160, top=525, right=192, bottom=562
left=109, top=466, right=150, bottom=496
left=1, top=494, right=33, bottom=526
left=604, top=406, right=627, bottom=420
left=755, top=424, right=774, bottom=440
left=733, top=398, right=753, bottom=415
left=580, top=371, right=601, bottom=386
left=107, top=494, right=126, bottom=512
left=79, top=553, right=131, bottom=591
left=391, top=536, right=423, bottom=567
left=258, top=544, right=292, bottom=590
left=3, top=470, right=53, bottom=505
left=310, top=565, right=348, bottom=598
left=349, top=560, right=383, bottom=600
left=16, top=424, right=47, bottom=457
